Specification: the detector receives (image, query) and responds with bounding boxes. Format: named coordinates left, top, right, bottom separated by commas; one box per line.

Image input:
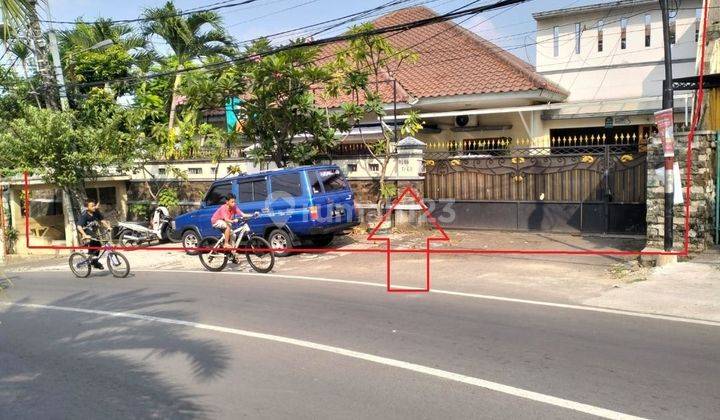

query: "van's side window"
left=238, top=182, right=253, bottom=202
left=253, top=179, right=268, bottom=201
left=309, top=171, right=323, bottom=194
left=205, top=183, right=232, bottom=206
left=317, top=169, right=347, bottom=193
left=271, top=173, right=302, bottom=197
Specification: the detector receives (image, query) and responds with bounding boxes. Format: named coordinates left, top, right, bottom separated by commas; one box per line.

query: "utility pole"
left=659, top=0, right=675, bottom=252
left=27, top=0, right=59, bottom=110
left=48, top=30, right=69, bottom=111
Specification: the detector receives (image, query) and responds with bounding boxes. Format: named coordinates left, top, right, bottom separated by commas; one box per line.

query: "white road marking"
left=140, top=269, right=720, bottom=327
left=0, top=301, right=646, bottom=420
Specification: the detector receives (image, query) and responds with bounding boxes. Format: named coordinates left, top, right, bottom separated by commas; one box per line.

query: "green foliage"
left=241, top=40, right=337, bottom=167
left=328, top=23, right=419, bottom=211
left=0, top=71, right=39, bottom=121
left=3, top=224, right=18, bottom=243
left=0, top=104, right=140, bottom=188
left=67, top=44, right=133, bottom=87
left=128, top=203, right=151, bottom=221
left=141, top=2, right=235, bottom=66
left=156, top=188, right=180, bottom=209
left=379, top=183, right=397, bottom=199
left=3, top=223, right=18, bottom=254
left=401, top=110, right=423, bottom=137
left=58, top=18, right=146, bottom=57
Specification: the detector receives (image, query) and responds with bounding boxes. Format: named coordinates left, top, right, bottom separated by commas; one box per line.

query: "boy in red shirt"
left=211, top=194, right=258, bottom=248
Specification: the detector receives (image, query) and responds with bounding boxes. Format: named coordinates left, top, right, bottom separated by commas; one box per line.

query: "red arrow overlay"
left=367, top=186, right=449, bottom=292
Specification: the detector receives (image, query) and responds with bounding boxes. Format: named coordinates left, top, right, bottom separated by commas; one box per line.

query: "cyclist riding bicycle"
left=211, top=193, right=259, bottom=249
left=77, top=198, right=111, bottom=270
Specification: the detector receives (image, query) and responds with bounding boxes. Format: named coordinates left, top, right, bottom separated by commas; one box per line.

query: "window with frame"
left=347, top=163, right=357, bottom=173
left=85, top=187, right=117, bottom=206
left=205, top=183, right=232, bottom=206
left=158, top=167, right=166, bottom=175
left=574, top=23, right=581, bottom=54
left=24, top=188, right=64, bottom=217
left=189, top=168, right=202, bottom=175
left=696, top=8, right=702, bottom=42
left=369, top=163, right=379, bottom=171
left=252, top=179, right=268, bottom=201
left=620, top=18, right=628, bottom=49
left=238, top=182, right=253, bottom=203
left=271, top=173, right=303, bottom=197
left=597, top=20, right=604, bottom=52
left=645, top=14, right=651, bottom=47
left=553, top=26, right=559, bottom=57
left=237, top=179, right=268, bottom=202
left=312, top=169, right=348, bottom=194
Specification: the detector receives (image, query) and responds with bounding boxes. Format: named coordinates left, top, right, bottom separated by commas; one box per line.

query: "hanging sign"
left=654, top=108, right=675, bottom=158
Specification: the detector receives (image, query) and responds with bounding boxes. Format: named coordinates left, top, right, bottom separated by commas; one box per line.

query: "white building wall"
left=535, top=0, right=701, bottom=102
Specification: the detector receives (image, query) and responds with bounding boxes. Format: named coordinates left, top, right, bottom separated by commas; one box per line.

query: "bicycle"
left=198, top=216, right=275, bottom=273
left=69, top=222, right=131, bottom=278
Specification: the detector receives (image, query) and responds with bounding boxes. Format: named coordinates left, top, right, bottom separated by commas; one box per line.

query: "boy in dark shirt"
left=77, top=198, right=111, bottom=269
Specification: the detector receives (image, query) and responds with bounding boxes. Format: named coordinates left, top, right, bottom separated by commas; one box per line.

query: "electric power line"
left=58, top=0, right=531, bottom=89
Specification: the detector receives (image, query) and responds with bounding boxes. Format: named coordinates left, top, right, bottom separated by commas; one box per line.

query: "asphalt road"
left=1, top=269, right=719, bottom=419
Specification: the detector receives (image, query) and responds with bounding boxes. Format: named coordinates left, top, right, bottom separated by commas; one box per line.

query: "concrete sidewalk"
left=585, top=248, right=720, bottom=321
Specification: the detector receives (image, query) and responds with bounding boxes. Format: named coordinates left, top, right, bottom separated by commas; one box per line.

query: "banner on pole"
left=654, top=108, right=675, bottom=157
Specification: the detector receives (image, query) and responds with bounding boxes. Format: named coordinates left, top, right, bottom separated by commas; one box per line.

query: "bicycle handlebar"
left=231, top=212, right=260, bottom=224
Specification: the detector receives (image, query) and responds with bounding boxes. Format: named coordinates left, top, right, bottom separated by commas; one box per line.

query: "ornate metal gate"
left=424, top=141, right=646, bottom=234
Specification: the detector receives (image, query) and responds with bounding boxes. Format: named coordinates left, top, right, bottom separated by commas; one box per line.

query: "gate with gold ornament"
left=423, top=135, right=647, bottom=234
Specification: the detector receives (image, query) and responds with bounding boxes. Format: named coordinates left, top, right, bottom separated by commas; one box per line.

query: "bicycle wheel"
left=198, top=238, right=228, bottom=272
left=69, top=252, right=91, bottom=278
left=107, top=252, right=130, bottom=278
left=245, top=236, right=275, bottom=273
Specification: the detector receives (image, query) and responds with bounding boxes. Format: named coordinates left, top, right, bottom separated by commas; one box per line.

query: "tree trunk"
left=62, top=186, right=87, bottom=247
left=168, top=71, right=183, bottom=132
left=27, top=0, right=59, bottom=110
left=21, top=59, right=43, bottom=108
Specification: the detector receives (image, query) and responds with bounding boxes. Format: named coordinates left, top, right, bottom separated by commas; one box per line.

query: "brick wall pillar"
left=645, top=132, right=717, bottom=253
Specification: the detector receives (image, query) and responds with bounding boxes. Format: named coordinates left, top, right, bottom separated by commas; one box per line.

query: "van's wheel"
left=182, top=230, right=200, bottom=255
left=268, top=229, right=293, bottom=257
left=310, top=234, right=334, bottom=247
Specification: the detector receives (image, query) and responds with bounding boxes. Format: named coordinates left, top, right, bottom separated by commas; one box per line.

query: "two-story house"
left=533, top=0, right=702, bottom=141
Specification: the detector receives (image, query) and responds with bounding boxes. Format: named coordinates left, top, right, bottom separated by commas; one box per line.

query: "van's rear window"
left=313, top=169, right=348, bottom=193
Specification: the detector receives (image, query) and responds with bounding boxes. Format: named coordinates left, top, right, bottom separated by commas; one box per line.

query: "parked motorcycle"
left=116, top=206, right=174, bottom=247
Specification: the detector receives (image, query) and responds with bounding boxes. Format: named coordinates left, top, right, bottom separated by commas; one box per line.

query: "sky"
left=43, top=0, right=603, bottom=65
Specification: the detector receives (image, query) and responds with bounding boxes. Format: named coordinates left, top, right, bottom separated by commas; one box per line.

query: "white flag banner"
left=654, top=163, right=684, bottom=205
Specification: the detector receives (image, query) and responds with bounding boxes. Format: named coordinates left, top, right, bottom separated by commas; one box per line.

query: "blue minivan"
left=174, top=164, right=359, bottom=256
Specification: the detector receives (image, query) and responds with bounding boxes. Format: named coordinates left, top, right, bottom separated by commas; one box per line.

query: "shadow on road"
left=0, top=289, right=230, bottom=419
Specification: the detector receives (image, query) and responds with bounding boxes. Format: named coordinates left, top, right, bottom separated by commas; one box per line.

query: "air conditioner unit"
left=455, top=115, right=477, bottom=128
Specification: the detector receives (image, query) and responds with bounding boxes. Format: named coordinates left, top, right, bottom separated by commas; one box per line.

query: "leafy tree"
left=141, top=1, right=235, bottom=132
left=329, top=23, right=418, bottom=215
left=66, top=44, right=134, bottom=95
left=58, top=18, right=146, bottom=96
left=0, top=90, right=143, bottom=242
left=241, top=40, right=337, bottom=167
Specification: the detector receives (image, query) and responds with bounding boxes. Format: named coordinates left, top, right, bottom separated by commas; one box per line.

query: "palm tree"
left=58, top=18, right=146, bottom=57
left=0, top=0, right=33, bottom=28
left=2, top=0, right=58, bottom=109
left=8, top=40, right=42, bottom=106
left=141, top=1, right=235, bottom=132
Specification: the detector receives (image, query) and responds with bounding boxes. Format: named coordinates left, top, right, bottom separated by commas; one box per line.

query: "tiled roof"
left=204, top=6, right=566, bottom=116
left=314, top=6, right=567, bottom=107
